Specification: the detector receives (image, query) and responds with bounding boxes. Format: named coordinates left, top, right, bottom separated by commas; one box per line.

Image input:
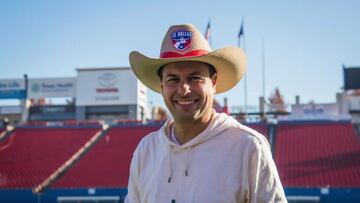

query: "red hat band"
left=160, top=50, right=210, bottom=59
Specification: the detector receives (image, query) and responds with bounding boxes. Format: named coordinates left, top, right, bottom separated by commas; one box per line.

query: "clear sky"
left=1, top=0, right=359, bottom=110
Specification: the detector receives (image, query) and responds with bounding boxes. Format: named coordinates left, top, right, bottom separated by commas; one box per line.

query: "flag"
left=205, top=20, right=211, bottom=41
left=238, top=19, right=244, bottom=47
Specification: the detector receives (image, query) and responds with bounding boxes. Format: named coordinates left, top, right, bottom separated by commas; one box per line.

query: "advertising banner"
left=0, top=79, right=26, bottom=99
left=76, top=68, right=139, bottom=106
left=28, top=77, right=76, bottom=99
left=289, top=103, right=338, bottom=120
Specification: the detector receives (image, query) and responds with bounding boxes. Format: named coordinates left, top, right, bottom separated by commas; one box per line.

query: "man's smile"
left=174, top=99, right=198, bottom=105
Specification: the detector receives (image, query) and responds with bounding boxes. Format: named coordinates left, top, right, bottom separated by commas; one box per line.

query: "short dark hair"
left=157, top=62, right=217, bottom=80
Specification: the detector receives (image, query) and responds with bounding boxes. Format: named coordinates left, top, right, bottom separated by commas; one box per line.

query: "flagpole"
left=238, top=18, right=247, bottom=115
left=209, top=19, right=212, bottom=47
left=262, top=38, right=266, bottom=117
left=243, top=35, right=247, bottom=115
left=205, top=19, right=212, bottom=47
left=262, top=38, right=265, bottom=102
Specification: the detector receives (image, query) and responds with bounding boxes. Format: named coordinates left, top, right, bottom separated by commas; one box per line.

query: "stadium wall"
left=1, top=188, right=360, bottom=203
left=285, top=188, right=360, bottom=203
left=0, top=188, right=127, bottom=203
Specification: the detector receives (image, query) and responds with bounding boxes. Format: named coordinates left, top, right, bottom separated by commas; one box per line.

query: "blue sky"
left=1, top=0, right=359, bottom=109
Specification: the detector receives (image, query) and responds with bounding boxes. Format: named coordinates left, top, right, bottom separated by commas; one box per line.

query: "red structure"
left=0, top=127, right=100, bottom=189
left=53, top=125, right=159, bottom=188
left=276, top=122, right=360, bottom=187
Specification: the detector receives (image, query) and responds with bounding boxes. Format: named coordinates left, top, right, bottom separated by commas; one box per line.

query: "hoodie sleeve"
left=248, top=137, right=287, bottom=203
left=124, top=145, right=141, bottom=203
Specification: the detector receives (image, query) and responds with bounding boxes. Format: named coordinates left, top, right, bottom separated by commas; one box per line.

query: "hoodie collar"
left=161, top=112, right=234, bottom=149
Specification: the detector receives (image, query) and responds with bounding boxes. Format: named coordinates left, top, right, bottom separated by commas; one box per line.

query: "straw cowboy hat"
left=129, top=24, right=247, bottom=94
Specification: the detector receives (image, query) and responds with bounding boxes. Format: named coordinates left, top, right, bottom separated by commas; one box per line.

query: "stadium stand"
left=52, top=125, right=160, bottom=188
left=2, top=120, right=360, bottom=202
left=275, top=121, right=360, bottom=187
left=0, top=127, right=101, bottom=189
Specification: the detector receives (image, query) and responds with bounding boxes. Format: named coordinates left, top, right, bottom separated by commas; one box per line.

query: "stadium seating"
left=0, top=127, right=100, bottom=189
left=52, top=125, right=160, bottom=188
left=3, top=120, right=360, bottom=192
left=0, top=122, right=269, bottom=190
left=275, top=121, right=360, bottom=187
left=245, top=122, right=268, bottom=138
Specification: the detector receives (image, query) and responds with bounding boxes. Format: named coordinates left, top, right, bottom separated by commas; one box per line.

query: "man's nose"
left=178, top=82, right=191, bottom=96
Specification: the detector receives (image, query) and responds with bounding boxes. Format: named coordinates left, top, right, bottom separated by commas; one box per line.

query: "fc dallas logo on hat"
left=171, top=30, right=193, bottom=51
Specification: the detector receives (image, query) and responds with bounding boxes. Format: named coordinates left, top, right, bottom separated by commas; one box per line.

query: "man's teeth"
left=177, top=100, right=195, bottom=105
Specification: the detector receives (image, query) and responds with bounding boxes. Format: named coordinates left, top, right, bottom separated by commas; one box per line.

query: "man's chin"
left=173, top=113, right=199, bottom=122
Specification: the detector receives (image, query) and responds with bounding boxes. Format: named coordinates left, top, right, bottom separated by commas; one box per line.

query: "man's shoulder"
left=136, top=125, right=166, bottom=149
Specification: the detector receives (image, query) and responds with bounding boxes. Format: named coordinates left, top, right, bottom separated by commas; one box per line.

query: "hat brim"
left=129, top=46, right=247, bottom=94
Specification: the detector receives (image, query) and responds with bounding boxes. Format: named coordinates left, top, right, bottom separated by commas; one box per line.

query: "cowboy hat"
left=129, top=24, right=247, bottom=94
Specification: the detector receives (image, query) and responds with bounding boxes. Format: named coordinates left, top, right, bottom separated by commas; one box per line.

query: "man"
left=126, top=24, right=287, bottom=203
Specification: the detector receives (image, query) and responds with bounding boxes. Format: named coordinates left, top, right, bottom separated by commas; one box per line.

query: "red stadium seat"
left=0, top=127, right=100, bottom=189
left=52, top=125, right=160, bottom=188
left=275, top=122, right=360, bottom=187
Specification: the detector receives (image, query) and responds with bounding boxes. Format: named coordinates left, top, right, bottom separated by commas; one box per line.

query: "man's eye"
left=190, top=76, right=202, bottom=80
left=166, top=78, right=178, bottom=83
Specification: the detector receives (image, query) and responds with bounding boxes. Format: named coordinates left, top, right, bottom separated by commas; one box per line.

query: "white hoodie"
left=125, top=113, right=287, bottom=203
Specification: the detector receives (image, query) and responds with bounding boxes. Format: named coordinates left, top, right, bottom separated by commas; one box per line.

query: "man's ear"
left=211, top=73, right=217, bottom=92
left=160, top=80, right=164, bottom=94
left=159, top=76, right=164, bottom=94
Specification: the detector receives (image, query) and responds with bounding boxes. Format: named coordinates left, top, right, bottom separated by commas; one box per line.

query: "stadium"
left=0, top=65, right=360, bottom=203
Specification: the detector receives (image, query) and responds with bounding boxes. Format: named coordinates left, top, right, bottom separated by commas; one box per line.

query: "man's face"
left=160, top=61, right=217, bottom=122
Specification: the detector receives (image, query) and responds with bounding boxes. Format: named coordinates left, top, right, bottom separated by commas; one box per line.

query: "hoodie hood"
left=160, top=112, right=239, bottom=149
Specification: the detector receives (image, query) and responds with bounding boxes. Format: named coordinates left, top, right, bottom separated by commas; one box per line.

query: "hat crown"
left=160, top=24, right=212, bottom=58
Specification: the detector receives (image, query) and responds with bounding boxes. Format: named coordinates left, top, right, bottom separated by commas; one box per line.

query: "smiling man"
left=126, top=24, right=287, bottom=203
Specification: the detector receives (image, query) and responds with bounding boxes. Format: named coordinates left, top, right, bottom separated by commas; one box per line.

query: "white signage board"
left=288, top=103, right=338, bottom=120
left=28, top=77, right=76, bottom=99
left=76, top=68, right=140, bottom=106
left=0, top=79, right=26, bottom=99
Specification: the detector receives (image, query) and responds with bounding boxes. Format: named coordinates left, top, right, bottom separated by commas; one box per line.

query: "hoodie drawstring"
left=167, top=123, right=205, bottom=183
left=168, top=145, right=192, bottom=183
left=168, top=147, right=173, bottom=183
left=184, top=147, right=191, bottom=177
left=164, top=112, right=230, bottom=184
